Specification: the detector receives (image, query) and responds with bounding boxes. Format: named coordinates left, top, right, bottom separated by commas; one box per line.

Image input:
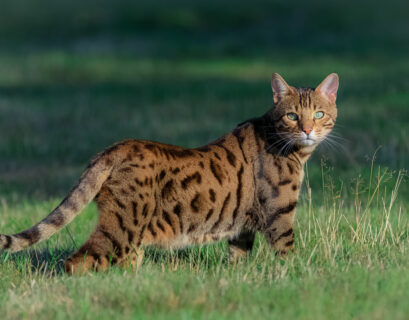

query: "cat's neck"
left=287, top=145, right=315, bottom=167
left=247, top=113, right=316, bottom=166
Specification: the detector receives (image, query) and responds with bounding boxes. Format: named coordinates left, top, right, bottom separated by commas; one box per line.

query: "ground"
left=0, top=0, right=408, bottom=319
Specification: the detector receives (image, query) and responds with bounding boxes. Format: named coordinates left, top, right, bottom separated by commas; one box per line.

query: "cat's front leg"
left=262, top=212, right=295, bottom=255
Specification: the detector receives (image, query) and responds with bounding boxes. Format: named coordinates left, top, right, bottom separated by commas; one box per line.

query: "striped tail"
left=0, top=156, right=113, bottom=252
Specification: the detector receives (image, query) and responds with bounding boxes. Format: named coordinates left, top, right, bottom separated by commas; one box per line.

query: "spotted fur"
left=0, top=73, right=339, bottom=273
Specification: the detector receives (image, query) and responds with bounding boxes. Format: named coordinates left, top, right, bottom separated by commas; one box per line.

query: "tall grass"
left=0, top=162, right=407, bottom=319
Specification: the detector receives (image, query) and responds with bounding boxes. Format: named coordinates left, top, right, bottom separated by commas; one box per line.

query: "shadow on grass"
left=0, top=243, right=229, bottom=276
left=1, top=247, right=73, bottom=276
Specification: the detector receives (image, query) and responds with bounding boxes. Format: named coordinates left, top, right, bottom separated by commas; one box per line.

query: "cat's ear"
left=316, top=73, right=339, bottom=104
left=271, top=73, right=294, bottom=104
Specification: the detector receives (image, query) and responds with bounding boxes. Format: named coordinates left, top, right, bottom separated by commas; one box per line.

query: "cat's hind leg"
left=64, top=227, right=114, bottom=274
left=65, top=196, right=145, bottom=274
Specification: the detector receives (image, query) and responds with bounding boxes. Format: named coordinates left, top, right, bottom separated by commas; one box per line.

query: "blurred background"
left=0, top=0, right=408, bottom=203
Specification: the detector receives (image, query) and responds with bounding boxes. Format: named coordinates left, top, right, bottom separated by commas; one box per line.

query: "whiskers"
left=266, top=131, right=297, bottom=156
left=264, top=125, right=348, bottom=157
left=277, top=138, right=297, bottom=156
left=319, top=132, right=349, bottom=153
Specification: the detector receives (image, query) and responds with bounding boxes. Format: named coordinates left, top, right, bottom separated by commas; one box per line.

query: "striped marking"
left=44, top=210, right=66, bottom=227
left=158, top=170, right=166, bottom=182
left=173, top=203, right=181, bottom=216
left=181, top=172, right=202, bottom=189
left=156, top=220, right=166, bottom=233
left=115, top=199, right=126, bottom=210
left=233, top=130, right=248, bottom=163
left=115, top=212, right=127, bottom=232
left=173, top=203, right=184, bottom=233
left=211, top=193, right=231, bottom=232
left=100, top=228, right=123, bottom=258
left=136, top=225, right=146, bottom=247
left=142, top=204, right=149, bottom=218
left=209, top=189, right=216, bottom=202
left=218, top=145, right=236, bottom=167
left=190, top=193, right=201, bottom=213
left=210, top=159, right=223, bottom=185
left=287, top=162, right=294, bottom=174
left=128, top=230, right=134, bottom=243
left=278, top=179, right=291, bottom=186
left=162, top=210, right=177, bottom=235
left=205, top=209, right=215, bottom=222
left=229, top=165, right=244, bottom=229
left=15, top=227, right=41, bottom=246
left=148, top=223, right=157, bottom=237
left=187, top=224, right=197, bottom=233
left=161, top=179, right=174, bottom=198
left=266, top=202, right=297, bottom=228
left=274, top=228, right=293, bottom=244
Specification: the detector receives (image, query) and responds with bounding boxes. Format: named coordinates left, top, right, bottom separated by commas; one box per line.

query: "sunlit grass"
left=0, top=164, right=407, bottom=319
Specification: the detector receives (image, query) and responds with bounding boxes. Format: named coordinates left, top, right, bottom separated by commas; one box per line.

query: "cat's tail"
left=0, top=153, right=114, bottom=253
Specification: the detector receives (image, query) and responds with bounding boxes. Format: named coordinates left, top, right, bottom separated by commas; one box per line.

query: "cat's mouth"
left=295, top=132, right=318, bottom=147
left=297, top=138, right=316, bottom=147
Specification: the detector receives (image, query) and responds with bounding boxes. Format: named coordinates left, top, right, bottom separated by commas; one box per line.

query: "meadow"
left=0, top=1, right=408, bottom=319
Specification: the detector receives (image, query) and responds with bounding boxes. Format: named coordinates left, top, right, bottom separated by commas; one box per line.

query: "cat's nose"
left=303, top=128, right=312, bottom=135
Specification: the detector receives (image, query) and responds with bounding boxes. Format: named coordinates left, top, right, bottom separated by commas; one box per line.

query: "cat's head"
left=270, top=73, right=339, bottom=149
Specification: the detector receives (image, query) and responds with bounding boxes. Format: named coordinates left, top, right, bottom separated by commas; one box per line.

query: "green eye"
left=314, top=111, right=324, bottom=119
left=287, top=113, right=298, bottom=121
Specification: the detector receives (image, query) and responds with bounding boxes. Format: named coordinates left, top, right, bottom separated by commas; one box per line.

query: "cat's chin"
left=296, top=139, right=317, bottom=147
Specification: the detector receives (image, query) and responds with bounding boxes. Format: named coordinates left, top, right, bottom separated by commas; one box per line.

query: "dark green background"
left=0, top=0, right=408, bottom=201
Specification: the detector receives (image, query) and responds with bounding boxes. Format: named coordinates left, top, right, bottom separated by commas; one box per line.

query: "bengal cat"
left=0, top=73, right=339, bottom=273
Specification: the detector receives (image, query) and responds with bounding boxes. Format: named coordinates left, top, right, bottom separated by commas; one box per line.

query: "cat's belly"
left=147, top=230, right=240, bottom=249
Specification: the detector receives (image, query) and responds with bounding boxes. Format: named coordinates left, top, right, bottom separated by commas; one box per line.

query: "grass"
left=1, top=168, right=407, bottom=319
left=0, top=0, right=409, bottom=319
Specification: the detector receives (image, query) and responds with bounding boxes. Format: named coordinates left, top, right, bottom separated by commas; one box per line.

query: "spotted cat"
left=0, top=73, right=339, bottom=273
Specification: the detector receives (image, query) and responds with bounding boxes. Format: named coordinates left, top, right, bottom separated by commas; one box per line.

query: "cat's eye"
left=314, top=111, right=324, bottom=119
left=287, top=113, right=298, bottom=121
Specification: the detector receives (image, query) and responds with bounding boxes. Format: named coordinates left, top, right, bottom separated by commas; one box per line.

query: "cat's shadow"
left=1, top=247, right=72, bottom=276
left=1, top=245, right=226, bottom=276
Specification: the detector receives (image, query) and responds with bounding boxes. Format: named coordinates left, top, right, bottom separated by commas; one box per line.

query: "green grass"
left=0, top=0, right=409, bottom=319
left=1, top=169, right=407, bottom=319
